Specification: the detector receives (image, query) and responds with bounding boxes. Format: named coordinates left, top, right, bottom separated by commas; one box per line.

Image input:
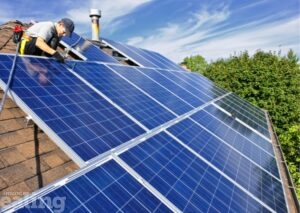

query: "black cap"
left=60, top=18, right=74, bottom=37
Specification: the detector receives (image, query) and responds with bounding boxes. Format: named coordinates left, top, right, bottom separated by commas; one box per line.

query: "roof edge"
left=266, top=111, right=300, bottom=212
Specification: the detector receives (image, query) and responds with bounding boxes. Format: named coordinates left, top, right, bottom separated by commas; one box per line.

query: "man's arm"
left=35, top=36, right=56, bottom=55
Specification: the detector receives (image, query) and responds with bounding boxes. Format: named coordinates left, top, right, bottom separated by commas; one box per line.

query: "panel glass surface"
left=102, top=38, right=158, bottom=68
left=0, top=50, right=288, bottom=213
left=69, top=61, right=176, bottom=129
left=158, top=69, right=227, bottom=100
left=103, top=38, right=185, bottom=71
left=120, top=132, right=275, bottom=212
left=0, top=55, right=144, bottom=161
left=215, top=93, right=270, bottom=138
left=167, top=119, right=286, bottom=212
left=144, top=49, right=186, bottom=71
left=134, top=67, right=205, bottom=107
left=14, top=160, right=171, bottom=212
left=203, top=105, right=274, bottom=155
left=108, top=64, right=193, bottom=115
left=61, top=33, right=119, bottom=63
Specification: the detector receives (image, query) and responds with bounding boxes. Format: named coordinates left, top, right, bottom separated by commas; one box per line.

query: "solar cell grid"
left=183, top=71, right=227, bottom=98
left=134, top=67, right=205, bottom=107
left=190, top=110, right=278, bottom=176
left=0, top=46, right=290, bottom=213
left=102, top=38, right=157, bottom=68
left=0, top=55, right=145, bottom=162
left=102, top=38, right=185, bottom=71
left=108, top=64, right=193, bottom=115
left=13, top=160, right=172, bottom=212
left=144, top=49, right=185, bottom=71
left=156, top=69, right=214, bottom=102
left=61, top=33, right=119, bottom=63
left=204, top=104, right=274, bottom=154
left=137, top=49, right=171, bottom=70
left=215, top=93, right=271, bottom=138
left=120, top=132, right=274, bottom=212
left=167, top=118, right=286, bottom=212
left=69, top=61, right=176, bottom=129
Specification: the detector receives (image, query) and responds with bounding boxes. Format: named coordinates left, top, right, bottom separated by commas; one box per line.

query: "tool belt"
left=19, top=33, right=33, bottom=55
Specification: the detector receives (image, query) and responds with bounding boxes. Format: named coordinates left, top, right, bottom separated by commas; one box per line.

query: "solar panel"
left=133, top=67, right=205, bottom=107
left=0, top=54, right=145, bottom=163
left=160, top=69, right=228, bottom=99
left=120, top=132, right=283, bottom=212
left=107, top=64, right=194, bottom=115
left=144, top=49, right=187, bottom=71
left=2, top=122, right=287, bottom=213
left=102, top=38, right=158, bottom=68
left=60, top=33, right=119, bottom=63
left=167, top=117, right=285, bottom=211
left=102, top=38, right=185, bottom=71
left=174, top=110, right=279, bottom=177
left=203, top=104, right=274, bottom=154
left=68, top=61, right=176, bottom=129
left=0, top=50, right=290, bottom=212
left=215, top=93, right=271, bottom=138
left=8, top=159, right=173, bottom=212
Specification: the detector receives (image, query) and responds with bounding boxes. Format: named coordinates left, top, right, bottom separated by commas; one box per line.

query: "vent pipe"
left=89, top=9, right=101, bottom=41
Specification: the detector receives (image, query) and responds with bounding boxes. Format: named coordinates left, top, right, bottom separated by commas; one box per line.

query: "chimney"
left=89, top=9, right=101, bottom=41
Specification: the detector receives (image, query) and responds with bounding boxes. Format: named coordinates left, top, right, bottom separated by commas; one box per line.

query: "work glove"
left=13, top=25, right=23, bottom=44
left=52, top=51, right=65, bottom=63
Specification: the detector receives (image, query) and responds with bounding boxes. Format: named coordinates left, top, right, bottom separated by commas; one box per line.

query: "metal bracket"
left=25, top=115, right=33, bottom=126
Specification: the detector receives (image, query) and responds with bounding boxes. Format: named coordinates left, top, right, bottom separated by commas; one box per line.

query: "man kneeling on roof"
left=19, top=18, right=74, bottom=63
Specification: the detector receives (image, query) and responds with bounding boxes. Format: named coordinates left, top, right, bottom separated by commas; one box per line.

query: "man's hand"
left=52, top=51, right=65, bottom=63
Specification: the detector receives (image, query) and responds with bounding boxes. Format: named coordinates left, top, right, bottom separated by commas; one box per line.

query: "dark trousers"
left=19, top=36, right=59, bottom=56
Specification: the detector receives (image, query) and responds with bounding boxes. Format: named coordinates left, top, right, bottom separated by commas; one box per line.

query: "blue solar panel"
left=0, top=50, right=291, bottom=213
left=215, top=93, right=271, bottom=138
left=158, top=69, right=227, bottom=100
left=190, top=109, right=277, bottom=176
left=120, top=132, right=279, bottom=212
left=0, top=55, right=144, bottom=162
left=102, top=38, right=185, bottom=71
left=134, top=67, right=205, bottom=107
left=102, top=38, right=158, bottom=68
left=167, top=118, right=286, bottom=212
left=69, top=61, right=176, bottom=129
left=61, top=32, right=119, bottom=63
left=203, top=104, right=274, bottom=155
left=108, top=64, right=193, bottom=115
left=143, top=49, right=186, bottom=71
left=12, top=160, right=172, bottom=212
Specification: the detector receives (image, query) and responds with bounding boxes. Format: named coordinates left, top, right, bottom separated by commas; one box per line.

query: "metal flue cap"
left=89, top=9, right=101, bottom=18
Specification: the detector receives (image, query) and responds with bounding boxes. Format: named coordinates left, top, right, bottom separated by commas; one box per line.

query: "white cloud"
left=66, top=0, right=152, bottom=34
left=128, top=13, right=300, bottom=63
left=191, top=16, right=300, bottom=61
left=127, top=36, right=144, bottom=44
left=237, top=0, right=270, bottom=11
left=126, top=6, right=231, bottom=62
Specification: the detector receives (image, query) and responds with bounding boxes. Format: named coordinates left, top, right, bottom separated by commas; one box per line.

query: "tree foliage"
left=182, top=49, right=300, bottom=199
left=279, top=124, right=300, bottom=198
left=182, top=55, right=207, bottom=74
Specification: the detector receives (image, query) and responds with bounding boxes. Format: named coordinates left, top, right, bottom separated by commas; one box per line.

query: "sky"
left=1, top=0, right=299, bottom=63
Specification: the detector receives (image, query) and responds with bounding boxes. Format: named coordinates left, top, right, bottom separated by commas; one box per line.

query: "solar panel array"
left=61, top=33, right=119, bottom=63
left=0, top=34, right=288, bottom=213
left=102, top=38, right=186, bottom=71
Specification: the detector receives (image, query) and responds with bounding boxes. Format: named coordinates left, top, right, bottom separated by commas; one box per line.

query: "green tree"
left=279, top=124, right=300, bottom=197
left=203, top=50, right=300, bottom=133
left=183, top=49, right=300, bottom=199
left=182, top=55, right=207, bottom=74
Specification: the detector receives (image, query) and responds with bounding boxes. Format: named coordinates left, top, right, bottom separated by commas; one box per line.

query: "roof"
left=0, top=20, right=298, bottom=212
